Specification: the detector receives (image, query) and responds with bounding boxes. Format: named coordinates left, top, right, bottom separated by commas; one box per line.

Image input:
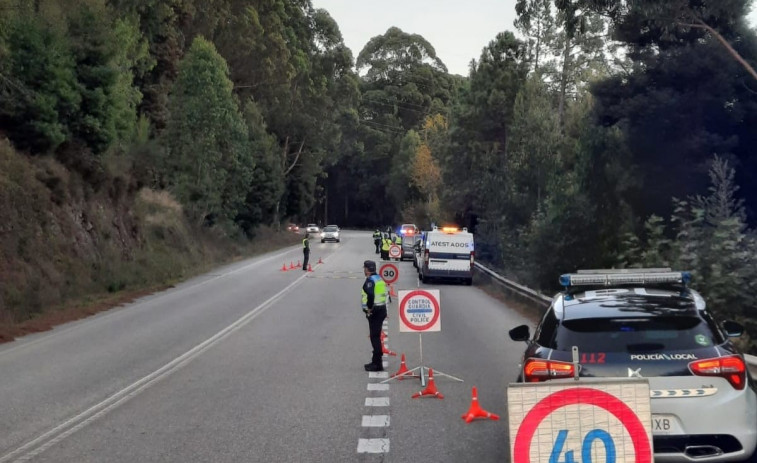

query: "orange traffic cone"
left=412, top=368, right=444, bottom=399
left=317, top=257, right=323, bottom=264
left=461, top=386, right=500, bottom=423
left=382, top=339, right=397, bottom=356
left=308, top=264, right=314, bottom=272
left=296, top=260, right=301, bottom=268
left=281, top=263, right=288, bottom=272
left=389, top=284, right=397, bottom=297
left=392, top=353, right=419, bottom=380
left=289, top=262, right=295, bottom=270
left=380, top=330, right=388, bottom=341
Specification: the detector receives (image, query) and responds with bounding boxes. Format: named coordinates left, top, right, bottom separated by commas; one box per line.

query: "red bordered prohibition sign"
left=513, top=387, right=652, bottom=463
left=399, top=290, right=440, bottom=331
left=379, top=263, right=399, bottom=284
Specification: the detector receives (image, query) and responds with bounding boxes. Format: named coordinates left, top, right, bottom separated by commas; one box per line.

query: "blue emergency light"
left=560, top=269, right=691, bottom=289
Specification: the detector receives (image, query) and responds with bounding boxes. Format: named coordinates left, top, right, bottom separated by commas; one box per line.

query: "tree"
left=163, top=37, right=252, bottom=224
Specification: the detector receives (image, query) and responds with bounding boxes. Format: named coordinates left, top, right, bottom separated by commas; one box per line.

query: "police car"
left=417, top=226, right=474, bottom=285
left=509, top=269, right=757, bottom=462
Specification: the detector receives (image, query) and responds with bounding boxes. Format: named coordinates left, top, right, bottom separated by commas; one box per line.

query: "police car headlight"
left=320, top=232, right=325, bottom=237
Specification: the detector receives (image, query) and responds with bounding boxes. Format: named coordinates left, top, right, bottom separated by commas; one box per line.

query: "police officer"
left=361, top=260, right=387, bottom=371
left=302, top=233, right=310, bottom=271
left=380, top=233, right=391, bottom=261
left=372, top=229, right=381, bottom=254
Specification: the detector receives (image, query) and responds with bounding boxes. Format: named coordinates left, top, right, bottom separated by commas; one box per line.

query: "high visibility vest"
left=303, top=238, right=309, bottom=249
left=394, top=236, right=402, bottom=245
left=381, top=238, right=391, bottom=251
left=373, top=231, right=381, bottom=239
left=361, top=274, right=387, bottom=308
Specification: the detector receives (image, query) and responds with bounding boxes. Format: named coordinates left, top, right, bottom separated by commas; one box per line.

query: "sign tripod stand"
left=381, top=332, right=463, bottom=386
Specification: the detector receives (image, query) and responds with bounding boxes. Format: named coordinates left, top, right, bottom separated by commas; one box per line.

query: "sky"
left=311, top=0, right=519, bottom=76
left=311, top=0, right=757, bottom=77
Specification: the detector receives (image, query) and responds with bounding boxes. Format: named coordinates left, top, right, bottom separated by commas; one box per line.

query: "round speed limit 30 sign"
left=398, top=289, right=440, bottom=332
left=507, top=379, right=653, bottom=463
left=379, top=263, right=399, bottom=284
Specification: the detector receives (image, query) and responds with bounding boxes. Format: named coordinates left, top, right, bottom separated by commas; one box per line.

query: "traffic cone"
left=380, top=330, right=387, bottom=341
left=280, top=263, right=288, bottom=272
left=289, top=262, right=295, bottom=270
left=412, top=368, right=444, bottom=399
left=392, top=353, right=419, bottom=380
left=389, top=284, right=397, bottom=297
left=461, top=386, right=500, bottom=423
left=308, top=264, right=314, bottom=272
left=317, top=257, right=323, bottom=264
left=296, top=260, right=301, bottom=268
left=382, top=340, right=397, bottom=356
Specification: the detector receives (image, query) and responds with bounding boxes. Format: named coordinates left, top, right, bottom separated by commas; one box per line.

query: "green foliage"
left=1, top=15, right=80, bottom=152
left=163, top=36, right=253, bottom=224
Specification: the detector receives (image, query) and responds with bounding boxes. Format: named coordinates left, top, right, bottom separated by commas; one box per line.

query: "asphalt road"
left=0, top=230, right=532, bottom=463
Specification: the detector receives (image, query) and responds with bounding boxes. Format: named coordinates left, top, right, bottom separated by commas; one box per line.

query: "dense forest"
left=2, top=0, right=757, bottom=349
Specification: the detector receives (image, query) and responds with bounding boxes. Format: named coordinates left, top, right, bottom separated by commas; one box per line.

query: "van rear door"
left=426, top=233, right=473, bottom=276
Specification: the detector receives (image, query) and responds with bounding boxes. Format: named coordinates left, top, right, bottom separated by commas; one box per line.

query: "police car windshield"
left=553, top=316, right=723, bottom=352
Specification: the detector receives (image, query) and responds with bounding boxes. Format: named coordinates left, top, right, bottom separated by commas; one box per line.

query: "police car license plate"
left=652, top=414, right=683, bottom=435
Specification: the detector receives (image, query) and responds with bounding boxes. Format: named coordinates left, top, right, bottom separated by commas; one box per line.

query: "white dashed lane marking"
left=362, top=415, right=390, bottom=427
left=369, top=372, right=389, bottom=379
left=367, top=383, right=390, bottom=391
left=357, top=438, right=390, bottom=453
left=365, top=397, right=390, bottom=407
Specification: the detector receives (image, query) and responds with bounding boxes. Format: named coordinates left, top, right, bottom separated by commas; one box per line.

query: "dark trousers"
left=368, top=305, right=387, bottom=366
left=303, top=249, right=309, bottom=270
left=380, top=249, right=389, bottom=261
left=374, top=239, right=380, bottom=253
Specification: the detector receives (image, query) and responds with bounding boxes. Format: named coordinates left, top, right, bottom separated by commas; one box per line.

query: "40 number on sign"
left=550, top=429, right=616, bottom=463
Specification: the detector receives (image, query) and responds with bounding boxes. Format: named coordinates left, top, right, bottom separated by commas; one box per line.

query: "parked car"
left=320, top=225, right=340, bottom=243
left=305, top=223, right=319, bottom=233
left=401, top=233, right=420, bottom=261
left=509, top=269, right=757, bottom=462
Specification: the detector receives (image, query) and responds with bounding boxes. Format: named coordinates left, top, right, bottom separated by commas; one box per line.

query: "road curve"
left=0, top=230, right=531, bottom=462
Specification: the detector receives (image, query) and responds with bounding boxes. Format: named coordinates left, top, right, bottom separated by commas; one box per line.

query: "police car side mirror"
left=722, top=320, right=744, bottom=338
left=509, top=325, right=530, bottom=342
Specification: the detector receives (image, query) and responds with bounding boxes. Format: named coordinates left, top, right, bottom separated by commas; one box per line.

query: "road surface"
left=0, top=230, right=532, bottom=462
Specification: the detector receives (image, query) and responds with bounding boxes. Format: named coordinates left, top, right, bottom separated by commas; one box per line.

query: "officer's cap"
left=363, top=260, right=377, bottom=272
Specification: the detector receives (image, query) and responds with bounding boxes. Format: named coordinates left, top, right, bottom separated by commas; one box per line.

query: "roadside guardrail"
left=473, top=262, right=757, bottom=371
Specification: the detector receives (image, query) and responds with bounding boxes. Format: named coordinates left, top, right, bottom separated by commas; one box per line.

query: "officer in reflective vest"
left=380, top=234, right=392, bottom=261
left=302, top=233, right=310, bottom=271
left=372, top=229, right=382, bottom=254
left=361, top=260, right=387, bottom=371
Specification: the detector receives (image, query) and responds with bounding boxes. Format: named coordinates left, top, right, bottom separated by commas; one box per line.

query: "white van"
left=418, top=227, right=475, bottom=285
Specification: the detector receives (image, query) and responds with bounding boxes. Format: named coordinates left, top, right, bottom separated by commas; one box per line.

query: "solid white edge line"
left=0, top=272, right=308, bottom=463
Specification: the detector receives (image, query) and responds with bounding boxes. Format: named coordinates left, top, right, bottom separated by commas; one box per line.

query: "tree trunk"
left=559, top=34, right=572, bottom=130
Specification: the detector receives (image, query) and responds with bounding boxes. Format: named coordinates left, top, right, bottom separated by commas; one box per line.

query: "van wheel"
left=337, top=239, right=340, bottom=243
left=465, top=278, right=473, bottom=286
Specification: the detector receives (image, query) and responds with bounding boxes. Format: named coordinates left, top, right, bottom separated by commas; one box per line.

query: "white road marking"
left=365, top=397, right=390, bottom=407
left=369, top=371, right=389, bottom=379
left=383, top=361, right=389, bottom=368
left=357, top=438, right=389, bottom=453
left=362, top=415, right=390, bottom=427
left=0, top=273, right=309, bottom=463
left=367, top=383, right=390, bottom=391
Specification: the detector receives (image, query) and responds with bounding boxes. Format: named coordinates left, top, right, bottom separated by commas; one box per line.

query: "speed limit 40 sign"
left=508, top=379, right=653, bottom=463
left=379, top=263, right=399, bottom=284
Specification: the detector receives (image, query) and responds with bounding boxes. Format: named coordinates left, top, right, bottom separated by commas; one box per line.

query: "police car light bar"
left=560, top=270, right=691, bottom=288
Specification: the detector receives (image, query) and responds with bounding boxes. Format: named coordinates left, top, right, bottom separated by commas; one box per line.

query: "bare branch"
left=284, top=138, right=305, bottom=175
left=679, top=20, right=757, bottom=82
